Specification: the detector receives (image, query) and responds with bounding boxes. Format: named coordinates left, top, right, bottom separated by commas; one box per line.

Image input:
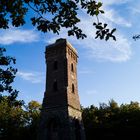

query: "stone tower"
left=38, top=38, right=85, bottom=140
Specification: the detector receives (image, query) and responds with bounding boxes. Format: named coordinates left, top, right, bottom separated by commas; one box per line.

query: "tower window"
left=53, top=61, right=58, bottom=70
left=53, top=81, right=58, bottom=91
left=72, top=84, right=75, bottom=93
left=71, top=63, right=74, bottom=72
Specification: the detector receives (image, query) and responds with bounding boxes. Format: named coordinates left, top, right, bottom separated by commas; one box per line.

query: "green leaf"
left=95, top=10, right=99, bottom=16
left=98, top=2, right=102, bottom=7
left=68, top=30, right=74, bottom=36
left=96, top=25, right=103, bottom=30
left=104, top=23, right=107, bottom=28
left=112, top=35, right=116, bottom=41
left=111, top=28, right=116, bottom=34
left=93, top=22, right=96, bottom=26
left=100, top=10, right=104, bottom=14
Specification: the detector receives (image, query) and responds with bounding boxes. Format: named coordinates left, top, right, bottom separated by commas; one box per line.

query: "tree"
left=0, top=47, right=17, bottom=93
left=0, top=47, right=26, bottom=139
left=26, top=101, right=41, bottom=139
left=82, top=100, right=140, bottom=139
left=26, top=100, right=41, bottom=129
left=0, top=47, right=23, bottom=106
left=0, top=0, right=116, bottom=41
left=28, top=100, right=41, bottom=112
left=0, top=96, right=26, bottom=140
left=0, top=98, right=41, bottom=140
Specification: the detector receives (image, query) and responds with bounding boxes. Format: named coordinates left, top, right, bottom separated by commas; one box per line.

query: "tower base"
left=38, top=106, right=86, bottom=140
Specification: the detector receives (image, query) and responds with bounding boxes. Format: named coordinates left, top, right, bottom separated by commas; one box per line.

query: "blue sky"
left=1, top=0, right=140, bottom=107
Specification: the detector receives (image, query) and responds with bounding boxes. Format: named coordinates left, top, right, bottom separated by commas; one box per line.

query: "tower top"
left=47, top=38, right=77, bottom=54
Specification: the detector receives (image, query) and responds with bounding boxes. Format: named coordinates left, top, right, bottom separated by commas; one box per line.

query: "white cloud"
left=17, top=71, right=44, bottom=84
left=78, top=2, right=132, bottom=62
left=0, top=28, right=39, bottom=45
left=131, top=8, right=140, bottom=14
left=102, top=8, right=132, bottom=27
left=79, top=68, right=95, bottom=74
left=77, top=18, right=132, bottom=62
left=99, top=0, right=132, bottom=6
left=86, top=90, right=98, bottom=95
left=80, top=0, right=132, bottom=27
left=85, top=36, right=132, bottom=62
left=128, top=2, right=140, bottom=15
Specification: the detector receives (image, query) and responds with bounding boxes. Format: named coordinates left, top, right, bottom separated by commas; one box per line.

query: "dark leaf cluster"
left=0, top=0, right=27, bottom=28
left=81, top=0, right=104, bottom=16
left=0, top=47, right=18, bottom=97
left=0, top=0, right=116, bottom=41
left=94, top=22, right=116, bottom=41
left=29, top=0, right=83, bottom=37
left=132, top=35, right=140, bottom=41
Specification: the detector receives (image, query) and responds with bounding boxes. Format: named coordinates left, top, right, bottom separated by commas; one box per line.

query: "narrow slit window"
left=53, top=81, right=58, bottom=91
left=72, top=84, right=75, bottom=93
left=71, top=63, right=74, bottom=72
left=54, top=61, right=58, bottom=70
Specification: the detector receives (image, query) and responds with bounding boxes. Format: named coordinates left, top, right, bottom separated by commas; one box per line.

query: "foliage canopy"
left=0, top=47, right=21, bottom=106
left=82, top=100, right=140, bottom=139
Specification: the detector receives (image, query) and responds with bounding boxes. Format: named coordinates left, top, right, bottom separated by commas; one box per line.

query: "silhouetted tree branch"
left=0, top=47, right=24, bottom=107
left=0, top=0, right=116, bottom=41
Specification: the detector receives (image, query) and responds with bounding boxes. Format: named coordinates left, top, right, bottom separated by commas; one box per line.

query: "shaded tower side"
left=43, top=39, right=68, bottom=108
